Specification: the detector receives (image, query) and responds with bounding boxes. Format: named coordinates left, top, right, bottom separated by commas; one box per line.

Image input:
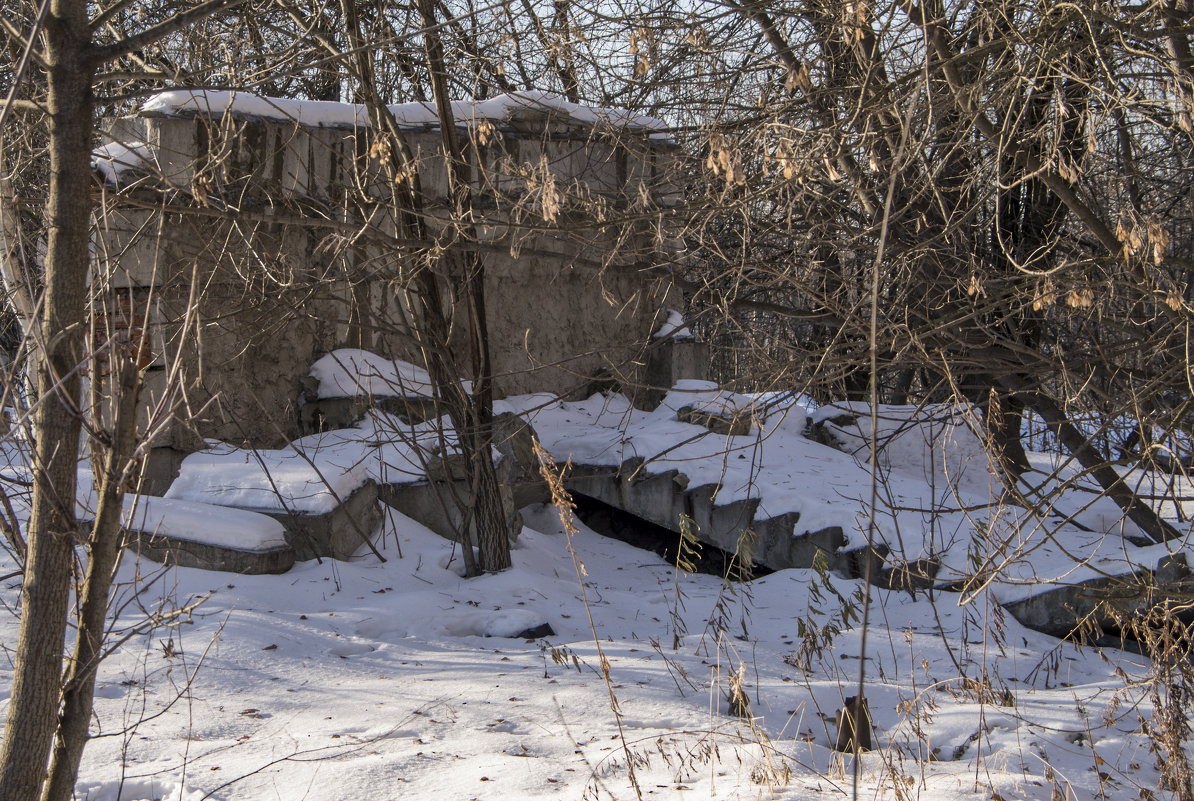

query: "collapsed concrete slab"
left=377, top=466, right=519, bottom=547
left=80, top=497, right=296, bottom=575
left=125, top=529, right=296, bottom=575
left=564, top=457, right=846, bottom=571
left=163, top=438, right=385, bottom=561
left=1000, top=553, right=1194, bottom=640
left=257, top=480, right=383, bottom=561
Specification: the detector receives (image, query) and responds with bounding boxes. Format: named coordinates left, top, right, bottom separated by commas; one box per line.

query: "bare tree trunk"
left=978, top=385, right=1029, bottom=488
left=418, top=0, right=510, bottom=572
left=41, top=358, right=142, bottom=801
left=0, top=0, right=95, bottom=796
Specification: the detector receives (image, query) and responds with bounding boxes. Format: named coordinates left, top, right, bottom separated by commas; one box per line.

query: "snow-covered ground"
left=0, top=503, right=1176, bottom=801
left=1, top=378, right=1192, bottom=800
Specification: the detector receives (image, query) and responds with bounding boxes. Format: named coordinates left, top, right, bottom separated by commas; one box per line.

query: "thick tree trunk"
left=976, top=385, right=1030, bottom=490
left=0, top=1, right=95, bottom=797
left=41, top=360, right=142, bottom=801
left=418, top=0, right=511, bottom=573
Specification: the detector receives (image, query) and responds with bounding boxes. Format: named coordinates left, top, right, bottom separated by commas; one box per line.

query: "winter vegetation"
left=2, top=1, right=1194, bottom=800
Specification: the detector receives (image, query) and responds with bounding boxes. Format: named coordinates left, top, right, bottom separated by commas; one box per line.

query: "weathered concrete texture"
left=493, top=413, right=549, bottom=508
left=643, top=339, right=709, bottom=408
left=96, top=111, right=683, bottom=450
left=377, top=471, right=520, bottom=547
left=124, top=529, right=296, bottom=574
left=1001, top=555, right=1194, bottom=640
left=377, top=438, right=523, bottom=546
left=565, top=458, right=846, bottom=571
left=256, top=480, right=383, bottom=561
left=138, top=446, right=187, bottom=496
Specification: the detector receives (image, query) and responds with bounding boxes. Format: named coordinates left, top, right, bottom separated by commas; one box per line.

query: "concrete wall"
left=96, top=110, right=683, bottom=447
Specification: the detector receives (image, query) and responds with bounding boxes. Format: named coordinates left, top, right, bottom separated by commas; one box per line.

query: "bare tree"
left=657, top=0, right=1193, bottom=542
left=0, top=1, right=309, bottom=797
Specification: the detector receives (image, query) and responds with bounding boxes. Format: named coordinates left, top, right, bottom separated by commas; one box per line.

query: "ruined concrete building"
left=91, top=90, right=705, bottom=476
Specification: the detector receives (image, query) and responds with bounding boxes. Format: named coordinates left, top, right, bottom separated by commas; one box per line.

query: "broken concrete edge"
left=377, top=475, right=522, bottom=549
left=562, top=457, right=851, bottom=572
left=108, top=477, right=389, bottom=572
left=996, top=552, right=1194, bottom=640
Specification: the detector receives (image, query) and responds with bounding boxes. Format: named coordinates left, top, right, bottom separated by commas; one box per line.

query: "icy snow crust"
left=139, top=89, right=669, bottom=135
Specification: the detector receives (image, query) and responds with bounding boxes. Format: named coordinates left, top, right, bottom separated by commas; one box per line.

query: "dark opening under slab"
left=572, top=493, right=772, bottom=580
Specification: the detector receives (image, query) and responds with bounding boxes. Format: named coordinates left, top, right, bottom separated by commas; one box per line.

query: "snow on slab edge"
left=990, top=537, right=1194, bottom=605
left=77, top=495, right=288, bottom=553
left=139, top=89, right=669, bottom=136
left=652, top=309, right=693, bottom=340
left=91, top=140, right=154, bottom=184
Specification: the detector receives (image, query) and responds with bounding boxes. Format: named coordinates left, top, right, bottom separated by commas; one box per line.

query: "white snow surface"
left=162, top=411, right=490, bottom=518
left=82, top=495, right=288, bottom=553
left=813, top=401, right=999, bottom=500
left=653, top=308, right=694, bottom=340
left=75, top=469, right=289, bottom=553
left=140, top=89, right=668, bottom=135
left=309, top=348, right=472, bottom=400
left=91, top=139, right=154, bottom=185
left=0, top=504, right=1181, bottom=801
left=164, top=440, right=372, bottom=515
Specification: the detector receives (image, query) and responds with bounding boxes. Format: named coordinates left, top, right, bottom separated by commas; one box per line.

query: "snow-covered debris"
left=164, top=441, right=371, bottom=514
left=654, top=379, right=753, bottom=418
left=523, top=389, right=867, bottom=535
left=163, top=409, right=495, bottom=514
left=308, top=348, right=471, bottom=400
left=813, top=401, right=998, bottom=498
left=652, top=308, right=693, bottom=340
left=140, top=89, right=669, bottom=137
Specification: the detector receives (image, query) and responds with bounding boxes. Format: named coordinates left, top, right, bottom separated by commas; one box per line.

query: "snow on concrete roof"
left=138, top=89, right=670, bottom=136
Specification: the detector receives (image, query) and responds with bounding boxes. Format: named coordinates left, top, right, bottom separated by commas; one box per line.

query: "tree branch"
left=92, top=0, right=250, bottom=62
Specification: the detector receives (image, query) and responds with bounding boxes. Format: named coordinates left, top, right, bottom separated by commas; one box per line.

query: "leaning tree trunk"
left=0, top=0, right=95, bottom=797
left=1006, top=379, right=1180, bottom=544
